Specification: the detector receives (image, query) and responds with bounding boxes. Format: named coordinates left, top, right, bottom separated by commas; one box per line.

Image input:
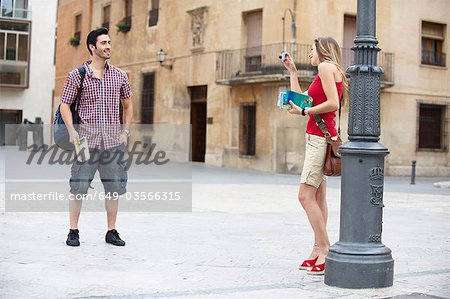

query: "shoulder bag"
left=312, top=104, right=342, bottom=176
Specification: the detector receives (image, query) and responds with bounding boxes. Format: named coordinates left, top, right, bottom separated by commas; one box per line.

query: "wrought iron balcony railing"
left=421, top=50, right=446, bottom=67
left=216, top=43, right=395, bottom=87
left=342, top=48, right=395, bottom=84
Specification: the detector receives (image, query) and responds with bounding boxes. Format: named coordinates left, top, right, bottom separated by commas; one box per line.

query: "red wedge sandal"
left=306, top=263, right=325, bottom=275
left=298, top=256, right=318, bottom=270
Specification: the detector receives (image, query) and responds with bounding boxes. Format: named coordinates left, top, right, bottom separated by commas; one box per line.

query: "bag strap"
left=338, top=103, right=341, bottom=136
left=312, top=102, right=341, bottom=138
left=312, top=113, right=330, bottom=137
left=73, top=66, right=86, bottom=124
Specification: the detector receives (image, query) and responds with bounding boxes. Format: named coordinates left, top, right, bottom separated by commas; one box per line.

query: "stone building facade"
left=54, top=0, right=450, bottom=176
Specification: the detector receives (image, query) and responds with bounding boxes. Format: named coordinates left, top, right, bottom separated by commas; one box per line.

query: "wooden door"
left=189, top=86, right=207, bottom=162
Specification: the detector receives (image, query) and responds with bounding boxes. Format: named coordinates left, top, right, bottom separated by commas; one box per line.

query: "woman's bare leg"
left=299, top=183, right=330, bottom=264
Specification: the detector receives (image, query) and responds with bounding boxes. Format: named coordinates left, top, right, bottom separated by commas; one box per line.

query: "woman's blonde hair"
left=314, top=36, right=349, bottom=105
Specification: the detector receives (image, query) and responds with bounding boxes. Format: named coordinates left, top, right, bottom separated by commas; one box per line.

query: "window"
left=17, top=34, right=27, bottom=60
left=244, top=10, right=262, bottom=72
left=74, top=14, right=82, bottom=41
left=148, top=0, right=159, bottom=27
left=343, top=15, right=357, bottom=70
left=0, top=33, right=4, bottom=59
left=141, top=73, right=155, bottom=124
left=0, top=20, right=30, bottom=87
left=421, top=21, right=446, bottom=67
left=6, top=33, right=17, bottom=60
left=119, top=0, right=132, bottom=31
left=0, top=0, right=30, bottom=19
left=418, top=103, right=448, bottom=151
left=240, top=103, right=256, bottom=156
left=102, top=5, right=111, bottom=30
left=125, top=0, right=132, bottom=17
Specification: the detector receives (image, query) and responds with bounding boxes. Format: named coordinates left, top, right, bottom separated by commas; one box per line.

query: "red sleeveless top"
left=306, top=74, right=343, bottom=137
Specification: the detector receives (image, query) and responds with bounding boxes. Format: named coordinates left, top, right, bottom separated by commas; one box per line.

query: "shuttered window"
left=421, top=21, right=446, bottom=67
left=74, top=14, right=82, bottom=40
left=148, top=0, right=159, bottom=27
left=125, top=0, right=132, bottom=17
left=343, top=15, right=356, bottom=70
left=102, top=5, right=111, bottom=29
left=121, top=0, right=132, bottom=30
left=244, top=10, right=262, bottom=72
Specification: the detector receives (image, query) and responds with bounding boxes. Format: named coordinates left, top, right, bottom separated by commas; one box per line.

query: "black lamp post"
left=324, top=0, right=394, bottom=288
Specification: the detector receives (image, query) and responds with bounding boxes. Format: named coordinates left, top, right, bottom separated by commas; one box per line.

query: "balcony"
left=0, top=4, right=32, bottom=20
left=117, top=16, right=131, bottom=33
left=0, top=60, right=28, bottom=86
left=216, top=43, right=395, bottom=88
left=342, top=48, right=395, bottom=86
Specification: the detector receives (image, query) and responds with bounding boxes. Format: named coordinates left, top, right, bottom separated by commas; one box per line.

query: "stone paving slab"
left=386, top=293, right=449, bottom=299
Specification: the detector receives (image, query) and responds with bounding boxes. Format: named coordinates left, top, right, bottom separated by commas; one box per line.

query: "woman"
left=281, top=37, right=348, bottom=275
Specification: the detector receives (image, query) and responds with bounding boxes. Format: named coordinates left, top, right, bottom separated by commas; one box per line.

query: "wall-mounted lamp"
left=157, top=48, right=173, bottom=70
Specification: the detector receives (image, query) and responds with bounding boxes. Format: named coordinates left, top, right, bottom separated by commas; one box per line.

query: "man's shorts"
left=300, top=133, right=328, bottom=188
left=69, top=144, right=127, bottom=196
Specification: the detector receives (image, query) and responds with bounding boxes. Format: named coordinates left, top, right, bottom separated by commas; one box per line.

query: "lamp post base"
left=325, top=243, right=394, bottom=288
left=324, top=141, right=394, bottom=289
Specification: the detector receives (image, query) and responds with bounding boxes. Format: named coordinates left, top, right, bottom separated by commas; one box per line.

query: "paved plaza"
left=1, top=162, right=449, bottom=299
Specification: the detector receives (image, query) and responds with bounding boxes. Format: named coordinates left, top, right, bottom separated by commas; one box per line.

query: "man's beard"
left=95, top=49, right=110, bottom=59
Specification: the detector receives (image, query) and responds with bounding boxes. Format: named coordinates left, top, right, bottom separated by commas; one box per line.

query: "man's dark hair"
left=86, top=27, right=109, bottom=55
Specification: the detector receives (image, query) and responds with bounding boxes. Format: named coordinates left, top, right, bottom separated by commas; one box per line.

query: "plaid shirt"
left=61, top=61, right=132, bottom=149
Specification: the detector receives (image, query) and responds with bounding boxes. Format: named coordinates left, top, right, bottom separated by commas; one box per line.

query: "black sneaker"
left=66, top=229, right=80, bottom=246
left=105, top=229, right=126, bottom=246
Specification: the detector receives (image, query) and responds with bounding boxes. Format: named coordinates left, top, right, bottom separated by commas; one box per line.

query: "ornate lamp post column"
left=324, top=0, right=394, bottom=288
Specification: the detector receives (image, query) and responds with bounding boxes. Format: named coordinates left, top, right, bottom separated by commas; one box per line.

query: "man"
left=60, top=27, right=133, bottom=247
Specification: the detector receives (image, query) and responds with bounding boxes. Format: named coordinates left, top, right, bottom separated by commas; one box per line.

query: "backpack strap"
left=73, top=66, right=86, bottom=124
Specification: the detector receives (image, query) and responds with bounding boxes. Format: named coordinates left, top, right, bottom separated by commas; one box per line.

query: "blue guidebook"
left=277, top=90, right=313, bottom=110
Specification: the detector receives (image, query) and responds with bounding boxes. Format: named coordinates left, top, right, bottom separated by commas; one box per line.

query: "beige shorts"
left=300, top=133, right=328, bottom=188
